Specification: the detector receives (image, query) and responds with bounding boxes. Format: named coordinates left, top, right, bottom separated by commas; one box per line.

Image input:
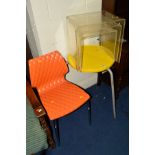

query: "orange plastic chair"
left=28, top=51, right=91, bottom=146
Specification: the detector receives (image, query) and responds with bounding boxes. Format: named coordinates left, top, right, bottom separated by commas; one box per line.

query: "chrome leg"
left=107, top=68, right=116, bottom=119
left=53, top=119, right=60, bottom=146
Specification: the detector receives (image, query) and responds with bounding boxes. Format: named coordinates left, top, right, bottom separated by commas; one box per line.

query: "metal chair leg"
left=107, top=69, right=116, bottom=119
left=88, top=100, right=92, bottom=125
left=53, top=119, right=60, bottom=146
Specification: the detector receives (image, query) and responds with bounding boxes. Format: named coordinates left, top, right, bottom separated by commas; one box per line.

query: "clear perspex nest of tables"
left=66, top=10, right=125, bottom=72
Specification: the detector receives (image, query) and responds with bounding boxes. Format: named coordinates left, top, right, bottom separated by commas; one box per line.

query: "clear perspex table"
left=66, top=11, right=125, bottom=72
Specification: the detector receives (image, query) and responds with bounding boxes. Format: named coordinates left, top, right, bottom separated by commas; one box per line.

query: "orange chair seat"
left=29, top=51, right=90, bottom=120
left=39, top=81, right=90, bottom=120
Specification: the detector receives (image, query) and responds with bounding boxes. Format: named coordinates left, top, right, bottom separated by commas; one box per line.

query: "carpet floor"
left=37, top=83, right=129, bottom=155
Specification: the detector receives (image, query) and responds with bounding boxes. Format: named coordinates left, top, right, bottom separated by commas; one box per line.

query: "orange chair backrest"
left=28, top=51, right=68, bottom=90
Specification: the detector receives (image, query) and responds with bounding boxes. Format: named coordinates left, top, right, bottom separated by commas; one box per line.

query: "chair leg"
left=88, top=100, right=92, bottom=125
left=53, top=119, right=60, bottom=146
left=107, top=69, right=116, bottom=119
left=97, top=72, right=102, bottom=86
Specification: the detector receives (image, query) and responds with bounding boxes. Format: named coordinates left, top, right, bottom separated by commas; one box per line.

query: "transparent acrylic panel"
left=66, top=10, right=125, bottom=71
left=76, top=25, right=117, bottom=71
left=101, top=23, right=122, bottom=62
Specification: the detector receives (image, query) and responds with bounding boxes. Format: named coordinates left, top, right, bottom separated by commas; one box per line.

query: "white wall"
left=26, top=0, right=102, bottom=88
left=26, top=8, right=39, bottom=57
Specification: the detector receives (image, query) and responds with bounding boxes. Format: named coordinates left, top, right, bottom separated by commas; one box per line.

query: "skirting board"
left=74, top=74, right=97, bottom=89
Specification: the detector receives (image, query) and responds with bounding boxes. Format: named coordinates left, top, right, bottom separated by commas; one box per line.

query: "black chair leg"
left=88, top=100, right=92, bottom=125
left=53, top=119, right=60, bottom=146
left=97, top=72, right=102, bottom=86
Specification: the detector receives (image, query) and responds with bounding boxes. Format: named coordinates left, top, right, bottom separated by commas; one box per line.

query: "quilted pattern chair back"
left=29, top=51, right=68, bottom=92
left=28, top=51, right=91, bottom=146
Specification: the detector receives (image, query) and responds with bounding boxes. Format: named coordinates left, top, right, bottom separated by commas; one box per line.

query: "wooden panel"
left=102, top=0, right=116, bottom=13
left=26, top=36, right=33, bottom=80
left=100, top=0, right=129, bottom=97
